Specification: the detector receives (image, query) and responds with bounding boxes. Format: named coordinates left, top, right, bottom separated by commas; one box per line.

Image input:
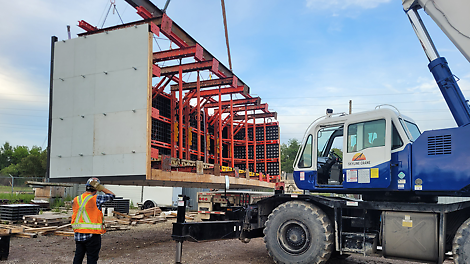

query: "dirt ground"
left=3, top=219, right=454, bottom=264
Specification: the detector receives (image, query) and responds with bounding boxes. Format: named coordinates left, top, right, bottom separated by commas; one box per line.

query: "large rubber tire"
left=453, top=217, right=470, bottom=263
left=142, top=200, right=157, bottom=210
left=263, top=201, right=333, bottom=264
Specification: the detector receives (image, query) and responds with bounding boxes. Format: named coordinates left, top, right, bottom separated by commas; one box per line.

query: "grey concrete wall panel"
left=50, top=24, right=150, bottom=180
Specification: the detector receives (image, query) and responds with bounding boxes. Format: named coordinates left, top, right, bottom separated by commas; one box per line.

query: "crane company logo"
left=352, top=153, right=366, bottom=161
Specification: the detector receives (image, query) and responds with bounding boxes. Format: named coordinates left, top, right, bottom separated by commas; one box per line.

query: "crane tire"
left=453, top=217, right=470, bottom=263
left=263, top=201, right=333, bottom=264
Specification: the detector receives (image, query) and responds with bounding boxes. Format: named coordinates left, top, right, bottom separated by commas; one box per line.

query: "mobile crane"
left=172, top=0, right=470, bottom=263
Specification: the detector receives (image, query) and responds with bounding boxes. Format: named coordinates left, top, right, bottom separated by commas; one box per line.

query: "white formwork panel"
left=71, top=156, right=93, bottom=176
left=53, top=40, right=75, bottom=80
left=94, top=67, right=148, bottom=114
left=95, top=26, right=149, bottom=73
left=50, top=156, right=71, bottom=177
left=50, top=24, right=151, bottom=179
left=50, top=117, right=73, bottom=158
left=70, top=115, right=94, bottom=158
left=92, top=152, right=147, bottom=176
left=51, top=77, right=75, bottom=119
left=73, top=75, right=96, bottom=117
left=93, top=111, right=147, bottom=155
left=73, top=35, right=97, bottom=77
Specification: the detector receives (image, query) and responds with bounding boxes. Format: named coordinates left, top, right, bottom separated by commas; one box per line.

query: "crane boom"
left=403, top=0, right=470, bottom=63
left=402, top=0, right=470, bottom=127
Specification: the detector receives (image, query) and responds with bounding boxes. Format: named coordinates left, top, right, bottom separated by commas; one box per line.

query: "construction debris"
left=0, top=207, right=194, bottom=239
left=23, top=214, right=71, bottom=227
left=111, top=207, right=166, bottom=225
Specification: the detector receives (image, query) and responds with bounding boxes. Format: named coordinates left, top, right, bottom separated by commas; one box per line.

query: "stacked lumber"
left=161, top=211, right=197, bottom=220
left=0, top=223, right=73, bottom=238
left=23, top=214, right=71, bottom=228
left=0, top=224, right=25, bottom=236
left=107, top=207, right=167, bottom=228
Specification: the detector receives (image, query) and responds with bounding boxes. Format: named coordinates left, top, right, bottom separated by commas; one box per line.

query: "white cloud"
left=0, top=58, right=48, bottom=107
left=306, top=0, right=391, bottom=10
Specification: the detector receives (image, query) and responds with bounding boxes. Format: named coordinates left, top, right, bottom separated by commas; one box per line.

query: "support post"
left=230, top=98, right=234, bottom=168
left=178, top=65, right=183, bottom=159
left=171, top=90, right=176, bottom=158
left=197, top=71, right=201, bottom=160
left=204, top=108, right=208, bottom=163
left=46, top=36, right=58, bottom=181
left=253, top=117, right=256, bottom=173
left=218, top=86, right=223, bottom=166
left=245, top=105, right=248, bottom=172
left=264, top=119, right=267, bottom=176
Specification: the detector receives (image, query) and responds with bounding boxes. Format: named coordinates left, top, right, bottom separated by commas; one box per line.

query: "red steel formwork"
left=78, top=1, right=280, bottom=183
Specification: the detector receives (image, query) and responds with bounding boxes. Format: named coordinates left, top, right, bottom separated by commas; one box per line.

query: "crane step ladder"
left=337, top=207, right=378, bottom=256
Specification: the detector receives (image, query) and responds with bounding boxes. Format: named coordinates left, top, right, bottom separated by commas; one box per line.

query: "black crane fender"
left=263, top=201, right=333, bottom=264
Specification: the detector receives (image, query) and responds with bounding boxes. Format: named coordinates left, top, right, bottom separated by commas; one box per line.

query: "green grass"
left=0, top=186, right=33, bottom=193
left=0, top=192, right=34, bottom=204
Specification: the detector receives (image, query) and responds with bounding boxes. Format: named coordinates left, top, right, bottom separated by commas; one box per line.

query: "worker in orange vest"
left=71, top=177, right=115, bottom=264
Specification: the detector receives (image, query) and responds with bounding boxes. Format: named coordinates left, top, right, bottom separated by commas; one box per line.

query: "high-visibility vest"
left=71, top=193, right=106, bottom=234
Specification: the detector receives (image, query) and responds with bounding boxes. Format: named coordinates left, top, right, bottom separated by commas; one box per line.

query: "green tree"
left=11, top=146, right=29, bottom=165
left=0, top=143, right=47, bottom=178
left=331, top=147, right=343, bottom=160
left=281, top=139, right=301, bottom=173
left=0, top=142, right=13, bottom=170
left=17, top=146, right=47, bottom=177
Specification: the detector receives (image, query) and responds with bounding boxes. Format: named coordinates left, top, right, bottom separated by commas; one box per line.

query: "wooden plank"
left=135, top=207, right=162, bottom=214
left=56, top=224, right=72, bottom=230
left=14, top=232, right=38, bottom=238
left=113, top=211, right=131, bottom=219
left=53, top=231, right=74, bottom=237
left=147, top=169, right=275, bottom=189
left=24, top=226, right=59, bottom=232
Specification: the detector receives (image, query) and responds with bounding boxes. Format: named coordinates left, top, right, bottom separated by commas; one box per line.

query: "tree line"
left=0, top=139, right=334, bottom=176
left=281, top=138, right=343, bottom=173
left=0, top=142, right=47, bottom=178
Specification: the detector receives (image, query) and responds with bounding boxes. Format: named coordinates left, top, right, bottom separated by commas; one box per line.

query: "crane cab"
left=293, top=108, right=421, bottom=196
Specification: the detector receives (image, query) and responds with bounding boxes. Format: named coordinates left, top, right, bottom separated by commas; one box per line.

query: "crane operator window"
left=298, top=135, right=313, bottom=168
left=348, top=119, right=386, bottom=152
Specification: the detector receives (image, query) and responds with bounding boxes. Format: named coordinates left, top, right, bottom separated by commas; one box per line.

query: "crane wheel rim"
left=277, top=220, right=310, bottom=255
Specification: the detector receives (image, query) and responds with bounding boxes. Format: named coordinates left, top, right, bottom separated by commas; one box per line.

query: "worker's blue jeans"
left=73, top=234, right=101, bottom=264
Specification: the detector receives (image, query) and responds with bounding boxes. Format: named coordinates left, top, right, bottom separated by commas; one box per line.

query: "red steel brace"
left=78, top=20, right=98, bottom=32
left=136, top=6, right=153, bottom=19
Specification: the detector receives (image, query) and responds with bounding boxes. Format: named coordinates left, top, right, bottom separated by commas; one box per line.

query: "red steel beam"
left=160, top=13, right=189, bottom=48
left=204, top=97, right=260, bottom=108
left=78, top=20, right=98, bottom=32
left=153, top=44, right=203, bottom=63
left=152, top=76, right=173, bottom=99
left=218, top=103, right=268, bottom=114
left=170, top=76, right=237, bottom=91
left=233, top=112, right=277, bottom=121
left=160, top=59, right=218, bottom=76
left=198, top=86, right=247, bottom=98
left=136, top=6, right=153, bottom=19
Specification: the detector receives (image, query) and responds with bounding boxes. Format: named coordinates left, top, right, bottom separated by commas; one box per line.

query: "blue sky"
left=0, top=0, right=469, bottom=148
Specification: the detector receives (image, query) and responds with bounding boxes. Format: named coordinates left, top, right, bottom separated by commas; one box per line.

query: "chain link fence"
left=0, top=176, right=44, bottom=204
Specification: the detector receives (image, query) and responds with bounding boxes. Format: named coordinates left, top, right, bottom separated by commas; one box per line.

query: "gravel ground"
left=3, top=219, right=454, bottom=264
